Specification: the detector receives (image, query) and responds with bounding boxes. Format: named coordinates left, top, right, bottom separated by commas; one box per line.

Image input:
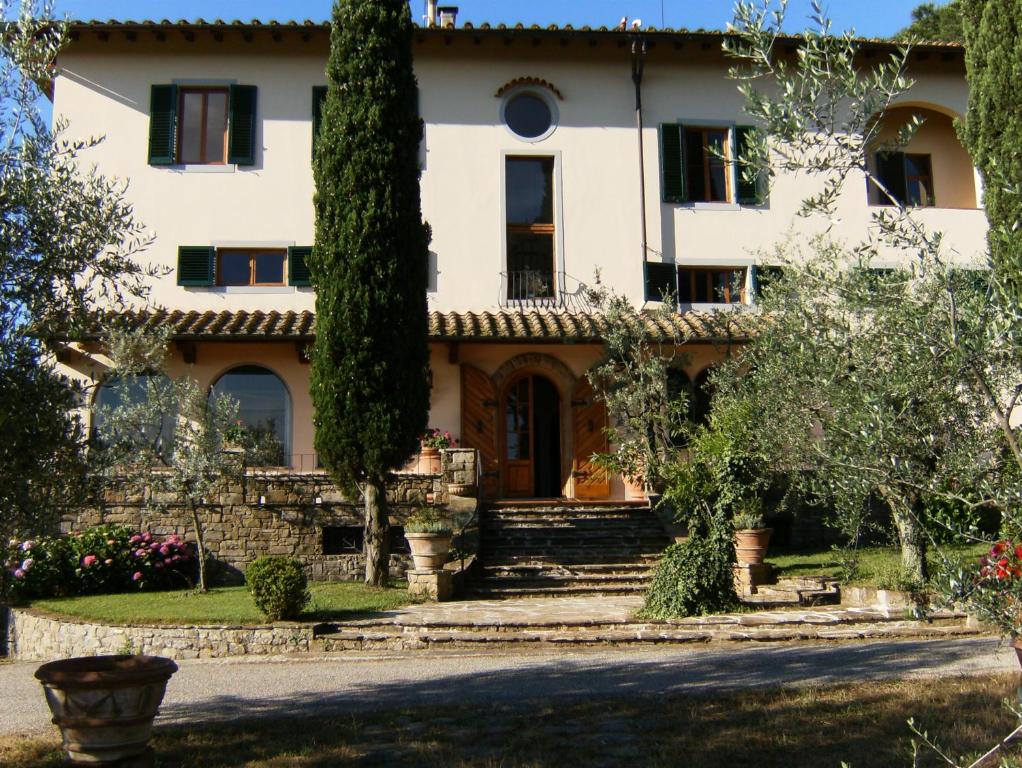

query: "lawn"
left=27, top=582, right=410, bottom=626
left=770, top=543, right=990, bottom=588
left=3, top=674, right=1021, bottom=767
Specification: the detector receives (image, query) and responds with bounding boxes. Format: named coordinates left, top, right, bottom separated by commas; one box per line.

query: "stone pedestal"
left=407, top=569, right=454, bottom=602
left=733, top=563, right=774, bottom=596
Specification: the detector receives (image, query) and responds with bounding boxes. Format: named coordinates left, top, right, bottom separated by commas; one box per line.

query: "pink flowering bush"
left=3, top=524, right=195, bottom=601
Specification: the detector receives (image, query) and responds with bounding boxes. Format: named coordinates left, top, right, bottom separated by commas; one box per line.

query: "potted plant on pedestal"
left=732, top=496, right=772, bottom=565
left=404, top=508, right=454, bottom=570
left=419, top=428, right=456, bottom=474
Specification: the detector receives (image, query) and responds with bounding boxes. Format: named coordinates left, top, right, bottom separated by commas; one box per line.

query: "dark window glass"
left=506, top=158, right=554, bottom=225
left=684, top=127, right=730, bottom=203
left=178, top=88, right=227, bottom=164
left=323, top=526, right=363, bottom=555
left=506, top=157, right=556, bottom=301
left=219, top=251, right=251, bottom=286
left=254, top=251, right=285, bottom=284
left=505, top=93, right=553, bottom=139
left=905, top=153, right=934, bottom=207
left=678, top=268, right=746, bottom=304
left=93, top=375, right=176, bottom=453
left=210, top=365, right=290, bottom=465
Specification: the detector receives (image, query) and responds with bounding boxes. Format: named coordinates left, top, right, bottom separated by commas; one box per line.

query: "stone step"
left=313, top=611, right=980, bottom=652
left=483, top=512, right=660, bottom=523
left=481, top=552, right=663, bottom=565
left=468, top=589, right=649, bottom=601
left=480, top=564, right=654, bottom=576
left=482, top=521, right=667, bottom=532
left=482, top=534, right=669, bottom=546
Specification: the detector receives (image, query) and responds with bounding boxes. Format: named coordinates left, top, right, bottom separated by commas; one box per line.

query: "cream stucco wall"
left=52, top=33, right=989, bottom=318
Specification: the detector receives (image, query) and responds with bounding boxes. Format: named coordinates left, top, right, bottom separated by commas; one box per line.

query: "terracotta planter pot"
left=733, top=528, right=773, bottom=565
left=405, top=532, right=453, bottom=570
left=418, top=446, right=442, bottom=474
left=35, top=654, right=178, bottom=765
left=623, top=475, right=646, bottom=501
left=446, top=482, right=477, bottom=498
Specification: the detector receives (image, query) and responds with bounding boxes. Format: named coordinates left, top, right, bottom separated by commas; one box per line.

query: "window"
left=148, top=83, right=257, bottom=166
left=661, top=124, right=766, bottom=205
left=210, top=366, right=291, bottom=466
left=678, top=267, right=747, bottom=304
left=875, top=151, right=935, bottom=207
left=178, top=88, right=228, bottom=164
left=505, top=156, right=556, bottom=301
left=92, top=375, right=176, bottom=454
left=177, top=246, right=312, bottom=288
left=503, top=91, right=555, bottom=141
left=685, top=127, right=730, bottom=202
left=217, top=249, right=286, bottom=287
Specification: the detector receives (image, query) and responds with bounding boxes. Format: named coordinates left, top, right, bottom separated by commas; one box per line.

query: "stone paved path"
left=3, top=638, right=1017, bottom=736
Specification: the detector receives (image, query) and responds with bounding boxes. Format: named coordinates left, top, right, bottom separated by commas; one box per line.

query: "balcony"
left=499, top=269, right=592, bottom=312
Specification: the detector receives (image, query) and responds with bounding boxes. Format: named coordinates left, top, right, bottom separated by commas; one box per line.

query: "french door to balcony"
left=505, top=156, right=556, bottom=302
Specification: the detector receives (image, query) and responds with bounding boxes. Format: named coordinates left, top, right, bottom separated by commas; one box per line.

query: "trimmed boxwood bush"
left=641, top=530, right=739, bottom=619
left=246, top=556, right=310, bottom=622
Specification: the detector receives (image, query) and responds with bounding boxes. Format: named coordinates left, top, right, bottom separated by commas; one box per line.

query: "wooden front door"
left=571, top=378, right=610, bottom=499
left=504, top=376, right=534, bottom=497
left=460, top=365, right=499, bottom=498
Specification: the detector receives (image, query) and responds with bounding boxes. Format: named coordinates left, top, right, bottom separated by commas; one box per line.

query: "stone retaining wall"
left=7, top=608, right=315, bottom=662
left=61, top=449, right=478, bottom=585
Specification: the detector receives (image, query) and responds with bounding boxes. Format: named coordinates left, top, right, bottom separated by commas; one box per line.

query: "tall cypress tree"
left=960, top=0, right=1022, bottom=304
left=311, top=0, right=431, bottom=586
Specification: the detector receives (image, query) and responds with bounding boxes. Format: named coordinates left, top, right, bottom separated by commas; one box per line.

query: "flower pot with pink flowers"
left=419, top=428, right=457, bottom=474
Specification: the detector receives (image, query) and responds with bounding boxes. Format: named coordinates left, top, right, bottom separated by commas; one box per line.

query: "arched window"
left=210, top=365, right=291, bottom=466
left=92, top=374, right=176, bottom=454
left=666, top=367, right=714, bottom=427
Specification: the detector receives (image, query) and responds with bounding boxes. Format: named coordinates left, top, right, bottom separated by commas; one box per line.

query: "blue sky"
left=51, top=1, right=948, bottom=39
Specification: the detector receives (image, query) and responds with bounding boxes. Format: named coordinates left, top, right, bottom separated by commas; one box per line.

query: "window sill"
left=678, top=202, right=742, bottom=212
left=678, top=302, right=750, bottom=312
left=169, top=164, right=238, bottom=174
left=183, top=286, right=298, bottom=294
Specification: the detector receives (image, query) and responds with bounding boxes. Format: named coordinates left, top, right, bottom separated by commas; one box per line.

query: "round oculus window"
left=504, top=92, right=554, bottom=140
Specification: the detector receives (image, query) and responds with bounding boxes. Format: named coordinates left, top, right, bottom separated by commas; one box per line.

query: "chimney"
left=426, top=0, right=438, bottom=27
left=438, top=6, right=459, bottom=28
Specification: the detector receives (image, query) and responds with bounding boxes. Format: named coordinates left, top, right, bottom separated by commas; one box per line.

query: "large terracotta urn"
left=733, top=528, right=773, bottom=565
left=418, top=446, right=442, bottom=474
left=405, top=532, right=453, bottom=570
left=35, top=654, right=178, bottom=765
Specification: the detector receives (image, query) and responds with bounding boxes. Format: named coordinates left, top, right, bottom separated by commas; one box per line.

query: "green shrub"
left=404, top=508, right=452, bottom=535
left=245, top=556, right=310, bottom=621
left=641, top=531, right=739, bottom=619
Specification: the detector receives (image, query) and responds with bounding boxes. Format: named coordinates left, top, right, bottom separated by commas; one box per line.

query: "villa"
left=49, top=9, right=987, bottom=585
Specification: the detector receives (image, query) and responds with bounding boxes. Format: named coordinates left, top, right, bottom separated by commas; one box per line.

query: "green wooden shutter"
left=228, top=84, right=258, bottom=166
left=876, top=151, right=907, bottom=206
left=660, top=124, right=687, bottom=203
left=312, top=86, right=328, bottom=159
left=147, top=84, right=178, bottom=165
left=177, top=246, right=215, bottom=286
left=288, top=246, right=313, bottom=287
left=735, top=125, right=767, bottom=205
left=644, top=261, right=679, bottom=302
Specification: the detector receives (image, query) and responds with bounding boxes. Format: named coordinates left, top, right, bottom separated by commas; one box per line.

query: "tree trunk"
left=189, top=506, right=209, bottom=593
left=364, top=476, right=391, bottom=587
left=882, top=489, right=928, bottom=585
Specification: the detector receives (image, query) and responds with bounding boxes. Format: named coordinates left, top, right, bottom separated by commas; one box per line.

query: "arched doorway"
left=503, top=373, right=562, bottom=498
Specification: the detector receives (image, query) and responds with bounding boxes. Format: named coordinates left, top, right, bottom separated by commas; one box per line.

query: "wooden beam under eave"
left=175, top=341, right=197, bottom=365
left=447, top=342, right=459, bottom=364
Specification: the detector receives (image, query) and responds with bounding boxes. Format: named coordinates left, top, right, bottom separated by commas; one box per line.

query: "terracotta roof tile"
left=66, top=19, right=964, bottom=52
left=96, top=308, right=751, bottom=344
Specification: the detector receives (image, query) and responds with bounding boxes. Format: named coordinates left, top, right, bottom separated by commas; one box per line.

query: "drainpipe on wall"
left=631, top=35, right=649, bottom=274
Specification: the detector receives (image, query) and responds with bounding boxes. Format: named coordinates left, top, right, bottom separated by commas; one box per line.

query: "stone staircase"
left=470, top=501, right=672, bottom=599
